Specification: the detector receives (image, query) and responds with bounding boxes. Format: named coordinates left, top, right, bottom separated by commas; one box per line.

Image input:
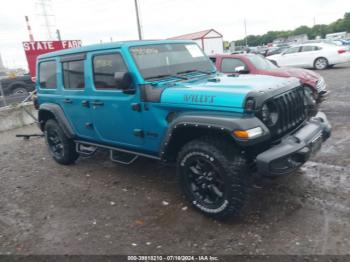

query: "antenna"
left=134, top=0, right=143, bottom=40
left=25, top=16, right=35, bottom=41
left=36, top=0, right=56, bottom=40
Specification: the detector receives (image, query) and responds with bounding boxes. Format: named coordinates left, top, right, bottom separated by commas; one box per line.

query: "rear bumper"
left=256, top=111, right=331, bottom=177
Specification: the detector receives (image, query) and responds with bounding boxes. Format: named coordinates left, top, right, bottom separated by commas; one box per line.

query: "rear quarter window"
left=39, top=60, right=57, bottom=89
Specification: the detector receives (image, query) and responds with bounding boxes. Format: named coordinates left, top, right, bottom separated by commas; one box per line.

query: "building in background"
left=169, top=29, right=224, bottom=55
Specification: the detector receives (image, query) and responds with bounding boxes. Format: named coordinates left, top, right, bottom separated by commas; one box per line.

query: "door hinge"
left=133, top=129, right=144, bottom=138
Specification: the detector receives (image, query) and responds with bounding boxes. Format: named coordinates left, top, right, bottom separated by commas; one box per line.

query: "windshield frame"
left=128, top=43, right=216, bottom=82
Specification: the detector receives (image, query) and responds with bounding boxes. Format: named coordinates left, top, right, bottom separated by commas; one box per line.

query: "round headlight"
left=303, top=86, right=317, bottom=116
left=261, top=102, right=278, bottom=126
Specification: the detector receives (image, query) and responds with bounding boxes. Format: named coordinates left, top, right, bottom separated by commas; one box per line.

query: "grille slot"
left=264, top=86, right=306, bottom=138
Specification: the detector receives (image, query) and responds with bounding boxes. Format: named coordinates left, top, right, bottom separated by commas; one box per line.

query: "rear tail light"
left=338, top=49, right=346, bottom=54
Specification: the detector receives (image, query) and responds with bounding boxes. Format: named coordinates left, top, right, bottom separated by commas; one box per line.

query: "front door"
left=59, top=56, right=96, bottom=140
left=88, top=50, right=144, bottom=148
left=278, top=46, right=302, bottom=67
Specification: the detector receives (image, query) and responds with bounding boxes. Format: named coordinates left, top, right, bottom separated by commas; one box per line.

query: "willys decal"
left=184, top=94, right=216, bottom=104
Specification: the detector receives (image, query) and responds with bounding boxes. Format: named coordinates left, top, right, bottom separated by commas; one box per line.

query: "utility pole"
left=56, top=29, right=61, bottom=41
left=36, top=0, right=55, bottom=40
left=134, top=0, right=143, bottom=40
left=244, top=18, right=248, bottom=47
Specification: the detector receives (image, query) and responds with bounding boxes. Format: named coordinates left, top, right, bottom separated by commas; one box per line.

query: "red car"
left=210, top=54, right=328, bottom=102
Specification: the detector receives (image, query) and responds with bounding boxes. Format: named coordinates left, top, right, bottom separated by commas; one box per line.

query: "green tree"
left=233, top=12, right=350, bottom=46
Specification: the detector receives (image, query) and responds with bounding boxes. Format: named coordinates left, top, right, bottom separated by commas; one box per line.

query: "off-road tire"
left=44, top=119, right=79, bottom=165
left=314, top=57, right=328, bottom=70
left=177, top=136, right=250, bottom=220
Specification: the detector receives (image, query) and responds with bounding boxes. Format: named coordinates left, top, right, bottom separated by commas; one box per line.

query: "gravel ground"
left=0, top=64, right=349, bottom=255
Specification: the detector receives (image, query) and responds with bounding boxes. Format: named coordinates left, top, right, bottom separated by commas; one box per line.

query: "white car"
left=267, top=43, right=350, bottom=70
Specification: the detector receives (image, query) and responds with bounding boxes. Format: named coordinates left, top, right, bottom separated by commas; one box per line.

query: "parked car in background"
left=264, top=45, right=290, bottom=57
left=266, top=43, right=350, bottom=70
left=0, top=74, right=35, bottom=96
left=0, top=71, right=7, bottom=79
left=333, top=39, right=350, bottom=51
left=210, top=53, right=328, bottom=102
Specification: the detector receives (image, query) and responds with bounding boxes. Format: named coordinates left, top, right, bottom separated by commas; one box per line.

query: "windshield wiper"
left=145, top=74, right=172, bottom=80
left=176, top=69, right=213, bottom=75
left=145, top=74, right=187, bottom=81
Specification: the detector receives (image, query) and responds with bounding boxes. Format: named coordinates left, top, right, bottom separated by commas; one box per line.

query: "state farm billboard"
left=23, top=40, right=82, bottom=77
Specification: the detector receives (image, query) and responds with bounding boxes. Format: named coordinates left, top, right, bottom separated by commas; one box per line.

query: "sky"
left=0, top=0, right=349, bottom=69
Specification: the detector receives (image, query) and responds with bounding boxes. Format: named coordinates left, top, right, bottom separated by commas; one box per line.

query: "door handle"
left=92, top=101, right=104, bottom=106
left=81, top=100, right=90, bottom=107
left=63, top=98, right=73, bottom=104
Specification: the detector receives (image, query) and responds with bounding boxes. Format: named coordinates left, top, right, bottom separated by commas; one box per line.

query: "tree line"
left=233, top=12, right=350, bottom=47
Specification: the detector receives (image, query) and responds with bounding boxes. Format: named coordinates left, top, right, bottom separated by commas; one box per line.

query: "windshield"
left=248, top=55, right=278, bottom=70
left=130, top=43, right=215, bottom=80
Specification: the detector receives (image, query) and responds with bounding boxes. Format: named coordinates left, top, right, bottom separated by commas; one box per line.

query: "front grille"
left=268, top=86, right=306, bottom=138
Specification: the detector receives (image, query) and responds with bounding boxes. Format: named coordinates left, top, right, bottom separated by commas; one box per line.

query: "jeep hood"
left=160, top=74, right=300, bottom=111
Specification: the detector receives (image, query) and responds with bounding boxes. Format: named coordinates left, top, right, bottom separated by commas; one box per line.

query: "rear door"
left=88, top=50, right=144, bottom=148
left=59, top=54, right=96, bottom=140
left=299, top=45, right=321, bottom=67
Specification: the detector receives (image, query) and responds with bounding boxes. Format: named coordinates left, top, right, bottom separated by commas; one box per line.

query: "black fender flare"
left=160, top=111, right=271, bottom=160
left=38, top=103, right=75, bottom=139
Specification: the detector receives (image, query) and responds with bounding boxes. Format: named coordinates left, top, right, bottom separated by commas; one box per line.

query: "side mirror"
left=235, top=66, right=249, bottom=74
left=114, top=72, right=134, bottom=94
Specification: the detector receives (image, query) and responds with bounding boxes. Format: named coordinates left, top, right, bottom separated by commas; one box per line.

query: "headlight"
left=244, top=98, right=256, bottom=112
left=303, top=86, right=317, bottom=116
left=316, top=77, right=326, bottom=93
left=303, top=86, right=316, bottom=106
left=261, top=102, right=279, bottom=127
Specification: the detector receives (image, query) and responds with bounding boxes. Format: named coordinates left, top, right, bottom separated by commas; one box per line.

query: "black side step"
left=110, top=150, right=138, bottom=165
left=76, top=143, right=98, bottom=157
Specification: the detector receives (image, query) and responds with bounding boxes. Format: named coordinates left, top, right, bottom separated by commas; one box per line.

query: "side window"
left=39, top=60, right=57, bottom=89
left=93, top=53, right=128, bottom=90
left=284, top=46, right=300, bottom=54
left=301, top=46, right=318, bottom=52
left=221, top=58, right=246, bottom=73
left=62, top=60, right=85, bottom=89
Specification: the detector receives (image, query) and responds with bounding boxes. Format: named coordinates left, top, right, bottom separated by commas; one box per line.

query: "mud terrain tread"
left=177, top=136, right=249, bottom=219
left=45, top=119, right=79, bottom=165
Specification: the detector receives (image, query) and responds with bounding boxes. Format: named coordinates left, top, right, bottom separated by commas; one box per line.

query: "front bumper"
left=256, top=111, right=331, bottom=177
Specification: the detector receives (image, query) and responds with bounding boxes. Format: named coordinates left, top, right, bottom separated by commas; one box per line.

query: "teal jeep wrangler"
left=35, top=40, right=331, bottom=219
